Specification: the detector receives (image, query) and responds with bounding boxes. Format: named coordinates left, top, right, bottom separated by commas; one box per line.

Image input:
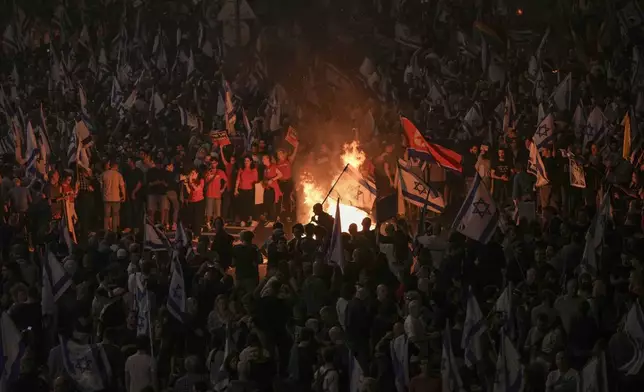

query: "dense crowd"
left=1, top=1, right=644, bottom=392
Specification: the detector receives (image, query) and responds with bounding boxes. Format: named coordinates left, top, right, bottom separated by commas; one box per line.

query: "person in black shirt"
left=491, top=148, right=512, bottom=207
left=146, top=160, right=168, bottom=226
left=312, top=203, right=334, bottom=234
left=123, top=157, right=144, bottom=231
left=164, top=162, right=180, bottom=230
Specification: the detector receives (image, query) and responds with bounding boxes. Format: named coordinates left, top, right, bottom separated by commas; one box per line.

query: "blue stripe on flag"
left=453, top=175, right=481, bottom=225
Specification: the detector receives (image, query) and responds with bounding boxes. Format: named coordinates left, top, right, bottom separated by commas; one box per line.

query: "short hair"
left=135, top=336, right=150, bottom=352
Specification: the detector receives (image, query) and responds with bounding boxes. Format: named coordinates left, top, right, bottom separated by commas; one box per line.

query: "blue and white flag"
left=348, top=354, right=364, bottom=392
left=397, top=163, right=445, bottom=213
left=533, top=113, right=555, bottom=149
left=579, top=353, right=609, bottom=392
left=441, top=321, right=465, bottom=392
left=528, top=141, right=549, bottom=187
left=452, top=174, right=499, bottom=244
left=494, top=283, right=516, bottom=340
left=60, top=337, right=112, bottom=392
left=74, top=119, right=93, bottom=148
left=326, top=199, right=345, bottom=272
left=493, top=333, right=525, bottom=392
left=24, top=121, right=39, bottom=174
left=624, top=300, right=644, bottom=342
left=390, top=334, right=409, bottom=392
left=331, top=165, right=377, bottom=212
left=462, top=288, right=487, bottom=367
left=133, top=273, right=151, bottom=336
left=42, top=251, right=73, bottom=315
left=1, top=312, right=25, bottom=389
left=550, top=72, right=572, bottom=112
left=167, top=251, right=186, bottom=323
left=144, top=217, right=170, bottom=251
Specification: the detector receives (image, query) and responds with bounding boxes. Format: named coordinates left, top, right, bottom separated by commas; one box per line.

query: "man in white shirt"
left=545, top=351, right=579, bottom=392
left=125, top=336, right=157, bottom=392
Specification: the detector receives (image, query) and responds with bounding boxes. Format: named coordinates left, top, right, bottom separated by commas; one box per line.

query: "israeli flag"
left=42, top=251, right=72, bottom=315
left=579, top=353, right=609, bottom=392
left=133, top=273, right=151, bottom=336
left=441, top=321, right=465, bottom=392
left=24, top=122, right=39, bottom=174
left=462, top=287, right=487, bottom=367
left=167, top=251, right=186, bottom=323
left=582, top=192, right=610, bottom=275
left=533, top=113, right=555, bottom=149
left=494, top=283, right=516, bottom=340
left=60, top=337, right=112, bottom=392
left=397, top=162, right=445, bottom=213
left=493, top=333, right=525, bottom=392
left=583, top=107, right=607, bottom=149
left=1, top=312, right=26, bottom=389
left=452, top=174, right=499, bottom=244
left=326, top=199, right=345, bottom=272
left=390, top=334, right=409, bottom=392
left=144, top=217, right=170, bottom=251
left=528, top=141, right=549, bottom=187
left=332, top=165, right=377, bottom=212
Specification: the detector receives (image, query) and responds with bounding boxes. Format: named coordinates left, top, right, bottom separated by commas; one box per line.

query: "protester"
left=2, top=1, right=644, bottom=392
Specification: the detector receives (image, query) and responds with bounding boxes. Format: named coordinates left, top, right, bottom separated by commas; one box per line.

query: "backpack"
left=312, top=367, right=333, bottom=392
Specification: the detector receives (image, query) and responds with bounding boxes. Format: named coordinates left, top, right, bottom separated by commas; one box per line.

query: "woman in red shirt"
left=184, top=168, right=206, bottom=236
left=261, top=154, right=283, bottom=222
left=276, top=146, right=297, bottom=221
left=234, top=156, right=259, bottom=226
left=204, top=161, right=228, bottom=229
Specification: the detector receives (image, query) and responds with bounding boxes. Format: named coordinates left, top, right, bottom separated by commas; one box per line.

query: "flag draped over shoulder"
left=452, top=174, right=499, bottom=244
left=60, top=337, right=112, bottom=392
left=579, top=353, right=609, bottom=392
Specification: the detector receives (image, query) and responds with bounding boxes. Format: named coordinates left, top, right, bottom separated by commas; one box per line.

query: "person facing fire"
left=312, top=203, right=334, bottom=233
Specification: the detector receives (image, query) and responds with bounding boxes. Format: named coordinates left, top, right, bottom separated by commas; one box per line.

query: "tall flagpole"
left=321, top=164, right=349, bottom=206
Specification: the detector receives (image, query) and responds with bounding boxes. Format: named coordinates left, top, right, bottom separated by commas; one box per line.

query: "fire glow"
left=299, top=141, right=372, bottom=232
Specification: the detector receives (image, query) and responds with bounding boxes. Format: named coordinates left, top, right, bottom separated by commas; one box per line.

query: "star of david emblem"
left=172, top=284, right=183, bottom=301
left=74, top=357, right=93, bottom=374
left=137, top=314, right=146, bottom=329
left=413, top=181, right=428, bottom=195
left=536, top=125, right=549, bottom=138
left=472, top=198, right=491, bottom=218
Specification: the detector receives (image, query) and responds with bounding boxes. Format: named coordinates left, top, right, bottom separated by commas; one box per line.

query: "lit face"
left=244, top=157, right=252, bottom=168
left=277, top=150, right=286, bottom=161
left=262, top=155, right=270, bottom=166
left=498, top=149, right=505, bottom=160
left=50, top=171, right=60, bottom=184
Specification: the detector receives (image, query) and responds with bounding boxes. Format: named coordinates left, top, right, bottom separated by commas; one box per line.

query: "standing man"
left=76, top=166, right=96, bottom=238
left=146, top=158, right=168, bottom=226
left=123, top=157, right=143, bottom=232
left=101, top=160, right=126, bottom=232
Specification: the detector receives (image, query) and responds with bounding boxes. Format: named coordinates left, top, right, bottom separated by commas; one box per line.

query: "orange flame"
left=299, top=141, right=372, bottom=232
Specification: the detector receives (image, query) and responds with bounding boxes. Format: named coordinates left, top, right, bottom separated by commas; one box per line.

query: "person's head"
left=322, top=347, right=335, bottom=364
left=566, top=279, right=578, bottom=296
left=348, top=223, right=358, bottom=236
left=408, top=299, right=421, bottom=317
left=62, top=173, right=72, bottom=185
left=261, top=154, right=271, bottom=166
left=470, top=145, right=479, bottom=155
left=361, top=217, right=372, bottom=231
left=214, top=216, right=225, bottom=231
left=239, top=230, right=254, bottom=244
left=328, top=326, right=344, bottom=343
left=10, top=283, right=28, bottom=304
left=498, top=148, right=505, bottom=160
left=277, top=149, right=287, bottom=161
left=292, top=223, right=304, bottom=238
left=184, top=355, right=200, bottom=374
left=109, top=159, right=118, bottom=170
left=555, top=351, right=569, bottom=371
left=135, top=335, right=150, bottom=353
left=376, top=284, right=388, bottom=302
left=50, top=170, right=60, bottom=184
left=243, top=156, right=252, bottom=168
left=313, top=203, right=324, bottom=215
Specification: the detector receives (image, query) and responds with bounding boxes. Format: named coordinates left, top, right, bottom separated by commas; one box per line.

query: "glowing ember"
left=299, top=141, right=372, bottom=232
